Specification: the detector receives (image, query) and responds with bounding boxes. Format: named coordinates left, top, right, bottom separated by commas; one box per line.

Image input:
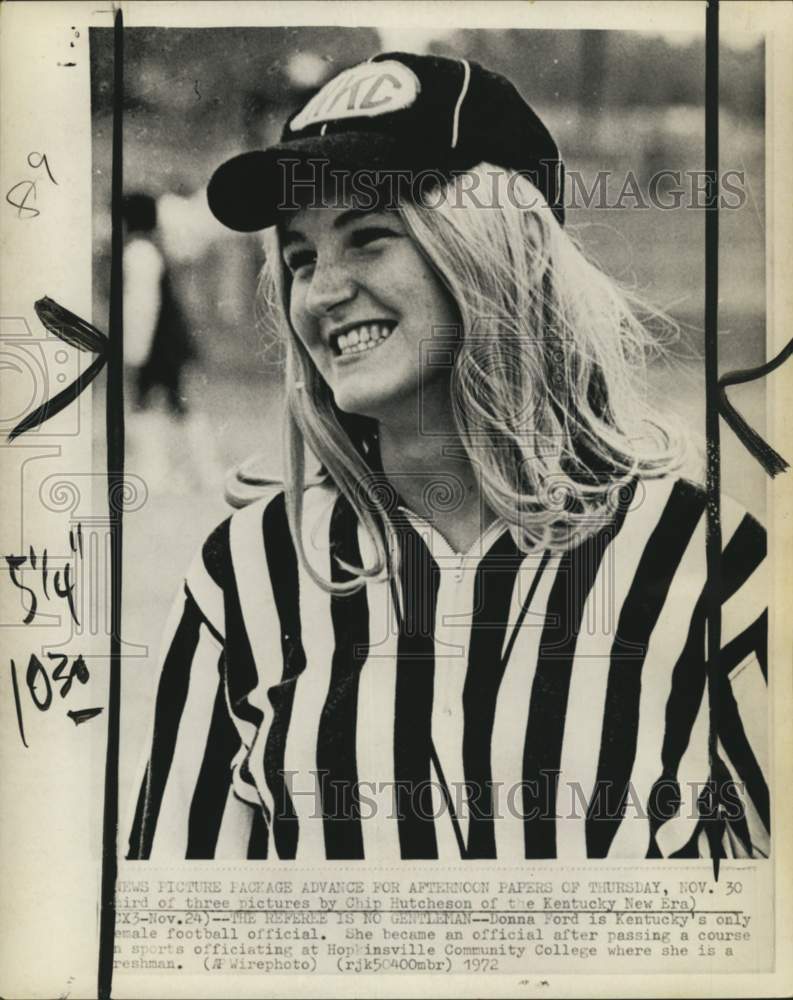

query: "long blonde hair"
left=256, top=164, right=688, bottom=592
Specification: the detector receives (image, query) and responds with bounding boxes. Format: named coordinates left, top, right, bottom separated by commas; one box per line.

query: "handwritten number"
left=50, top=652, right=70, bottom=696
left=49, top=651, right=88, bottom=698
left=4, top=528, right=82, bottom=625
left=5, top=180, right=39, bottom=219
left=53, top=563, right=79, bottom=625
left=26, top=654, right=53, bottom=711
left=10, top=660, right=29, bottom=748
left=5, top=153, right=57, bottom=219
left=10, top=652, right=94, bottom=744
left=5, top=554, right=37, bottom=623
left=72, top=653, right=89, bottom=685
left=27, top=152, right=57, bottom=185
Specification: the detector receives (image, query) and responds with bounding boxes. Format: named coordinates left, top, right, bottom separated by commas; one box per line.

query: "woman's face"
left=282, top=205, right=458, bottom=421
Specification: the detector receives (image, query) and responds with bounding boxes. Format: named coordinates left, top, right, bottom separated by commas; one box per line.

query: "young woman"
left=127, top=52, right=768, bottom=862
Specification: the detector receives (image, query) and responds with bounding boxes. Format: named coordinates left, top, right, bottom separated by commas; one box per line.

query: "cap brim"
left=207, top=132, right=419, bottom=233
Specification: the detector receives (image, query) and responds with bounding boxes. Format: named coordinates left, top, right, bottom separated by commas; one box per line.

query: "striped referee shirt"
left=127, top=475, right=769, bottom=861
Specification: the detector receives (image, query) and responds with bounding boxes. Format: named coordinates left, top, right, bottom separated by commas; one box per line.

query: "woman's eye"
left=349, top=227, right=396, bottom=249
left=284, top=250, right=316, bottom=274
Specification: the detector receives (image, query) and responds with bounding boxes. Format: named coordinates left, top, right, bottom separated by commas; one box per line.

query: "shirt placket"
left=391, top=509, right=509, bottom=857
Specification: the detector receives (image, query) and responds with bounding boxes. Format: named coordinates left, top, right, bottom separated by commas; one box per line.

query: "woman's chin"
left=332, top=385, right=396, bottom=422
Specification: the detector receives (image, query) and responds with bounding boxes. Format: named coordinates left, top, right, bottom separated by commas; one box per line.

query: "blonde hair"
left=255, top=164, right=688, bottom=592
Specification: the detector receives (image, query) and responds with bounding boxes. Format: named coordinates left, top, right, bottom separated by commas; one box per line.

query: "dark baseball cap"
left=207, top=50, right=565, bottom=232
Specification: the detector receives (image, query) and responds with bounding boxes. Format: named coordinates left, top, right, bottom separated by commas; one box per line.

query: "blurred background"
left=89, top=26, right=766, bottom=804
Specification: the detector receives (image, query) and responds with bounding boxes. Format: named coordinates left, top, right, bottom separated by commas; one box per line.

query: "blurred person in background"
left=127, top=53, right=768, bottom=863
left=123, top=191, right=217, bottom=491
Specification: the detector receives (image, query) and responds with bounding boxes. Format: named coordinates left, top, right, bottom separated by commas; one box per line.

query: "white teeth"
left=335, top=323, right=394, bottom=357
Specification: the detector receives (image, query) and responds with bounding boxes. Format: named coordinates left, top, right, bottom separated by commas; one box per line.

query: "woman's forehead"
left=278, top=202, right=399, bottom=241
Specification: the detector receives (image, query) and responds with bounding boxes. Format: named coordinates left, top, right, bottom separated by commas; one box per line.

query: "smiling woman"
left=127, top=52, right=769, bottom=863
left=282, top=206, right=458, bottom=422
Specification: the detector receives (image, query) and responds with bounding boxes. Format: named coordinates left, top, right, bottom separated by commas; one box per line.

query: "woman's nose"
left=304, top=258, right=356, bottom=317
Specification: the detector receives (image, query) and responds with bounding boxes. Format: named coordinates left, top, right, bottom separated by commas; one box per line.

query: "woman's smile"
left=328, top=320, right=398, bottom=359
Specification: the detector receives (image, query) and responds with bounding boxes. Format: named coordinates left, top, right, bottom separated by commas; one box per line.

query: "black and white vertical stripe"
left=127, top=477, right=769, bottom=861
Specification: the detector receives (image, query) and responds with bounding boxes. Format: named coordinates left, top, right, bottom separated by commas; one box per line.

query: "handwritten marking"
left=27, top=152, right=57, bottom=185
left=10, top=660, right=29, bottom=748
left=68, top=706, right=104, bottom=725
left=8, top=354, right=105, bottom=441
left=27, top=655, right=53, bottom=710
left=5, top=180, right=39, bottom=218
left=36, top=296, right=108, bottom=354
left=8, top=297, right=108, bottom=442
left=718, top=335, right=793, bottom=476
left=6, top=152, right=58, bottom=218
left=10, top=651, right=92, bottom=745
left=4, top=525, right=83, bottom=625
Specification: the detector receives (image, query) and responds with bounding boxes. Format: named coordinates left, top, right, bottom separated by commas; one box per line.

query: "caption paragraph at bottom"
left=111, top=866, right=770, bottom=977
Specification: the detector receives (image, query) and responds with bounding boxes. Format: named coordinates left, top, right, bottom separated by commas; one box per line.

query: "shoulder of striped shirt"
left=181, top=478, right=342, bottom=641
left=224, top=455, right=329, bottom=509
left=641, top=474, right=765, bottom=535
left=179, top=473, right=765, bottom=645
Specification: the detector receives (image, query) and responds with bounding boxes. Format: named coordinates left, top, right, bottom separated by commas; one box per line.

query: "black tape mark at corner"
left=718, top=337, right=793, bottom=477
left=704, top=0, right=725, bottom=881
left=98, top=9, right=124, bottom=1000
